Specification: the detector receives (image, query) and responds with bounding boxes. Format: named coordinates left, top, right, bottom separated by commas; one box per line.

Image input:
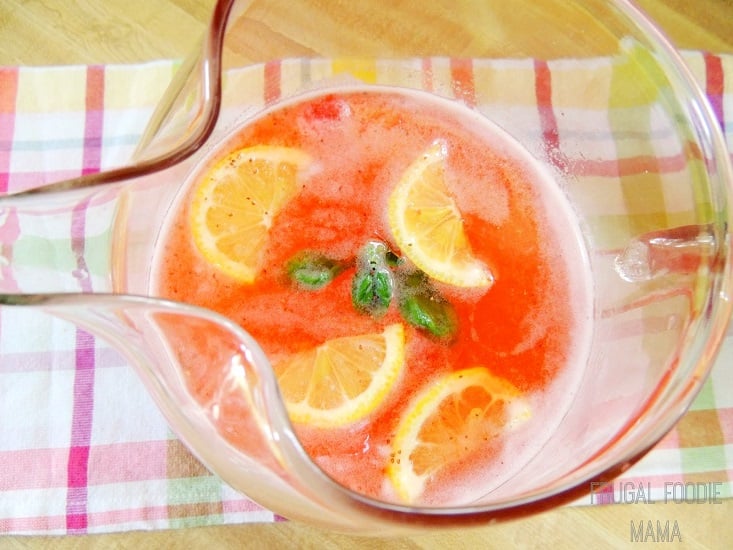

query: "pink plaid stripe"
left=0, top=207, right=20, bottom=292
left=449, top=58, right=476, bottom=106
left=0, top=53, right=731, bottom=535
left=570, top=151, right=698, bottom=178
left=0, top=442, right=171, bottom=490
left=66, top=331, right=95, bottom=533
left=82, top=66, right=104, bottom=176
left=704, top=53, right=725, bottom=130
left=0, top=68, right=20, bottom=291
left=0, top=347, right=125, bottom=373
left=421, top=58, right=433, bottom=92
left=534, top=59, right=563, bottom=168
left=65, top=66, right=106, bottom=534
left=0, top=67, right=18, bottom=194
left=263, top=59, right=281, bottom=105
left=71, top=195, right=95, bottom=292
left=720, top=407, right=733, bottom=442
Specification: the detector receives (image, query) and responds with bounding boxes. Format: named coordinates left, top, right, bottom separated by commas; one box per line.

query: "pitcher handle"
left=0, top=0, right=234, bottom=201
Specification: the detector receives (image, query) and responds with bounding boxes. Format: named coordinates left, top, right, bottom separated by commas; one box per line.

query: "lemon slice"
left=387, top=366, right=531, bottom=504
left=388, top=142, right=494, bottom=288
left=274, top=324, right=405, bottom=428
left=190, top=145, right=311, bottom=283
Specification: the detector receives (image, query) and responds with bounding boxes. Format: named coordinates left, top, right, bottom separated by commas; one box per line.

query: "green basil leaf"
left=397, top=269, right=457, bottom=340
left=351, top=240, right=395, bottom=316
left=287, top=251, right=343, bottom=289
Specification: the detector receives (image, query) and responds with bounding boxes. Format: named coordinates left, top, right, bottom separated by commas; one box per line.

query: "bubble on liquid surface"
left=614, top=239, right=652, bottom=282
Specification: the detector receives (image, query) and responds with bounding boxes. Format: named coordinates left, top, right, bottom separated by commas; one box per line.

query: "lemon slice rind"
left=276, top=323, right=406, bottom=428
left=387, top=142, right=494, bottom=289
left=387, top=366, right=531, bottom=504
left=190, top=145, right=312, bottom=283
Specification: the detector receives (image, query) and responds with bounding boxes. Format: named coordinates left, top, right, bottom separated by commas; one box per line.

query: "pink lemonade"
left=152, top=86, right=592, bottom=505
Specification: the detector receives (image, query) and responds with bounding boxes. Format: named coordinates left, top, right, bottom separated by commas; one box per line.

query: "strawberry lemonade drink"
left=152, top=86, right=592, bottom=505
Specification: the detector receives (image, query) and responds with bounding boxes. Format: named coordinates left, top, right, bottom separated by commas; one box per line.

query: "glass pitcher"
left=1, top=0, right=731, bottom=534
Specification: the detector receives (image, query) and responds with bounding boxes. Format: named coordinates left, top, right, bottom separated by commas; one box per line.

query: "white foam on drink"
left=279, top=85, right=595, bottom=505
left=405, top=106, right=594, bottom=504
left=151, top=84, right=594, bottom=506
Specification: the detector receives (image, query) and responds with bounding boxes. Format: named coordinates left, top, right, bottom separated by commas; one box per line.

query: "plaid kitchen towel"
left=0, top=51, right=732, bottom=534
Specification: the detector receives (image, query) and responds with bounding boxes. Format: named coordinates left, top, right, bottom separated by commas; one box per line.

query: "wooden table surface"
left=1, top=1, right=732, bottom=548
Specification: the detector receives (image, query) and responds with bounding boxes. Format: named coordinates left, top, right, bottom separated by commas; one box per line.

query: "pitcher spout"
left=5, top=291, right=417, bottom=533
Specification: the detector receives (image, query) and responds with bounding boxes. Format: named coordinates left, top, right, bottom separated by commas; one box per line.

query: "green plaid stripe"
left=0, top=50, right=731, bottom=532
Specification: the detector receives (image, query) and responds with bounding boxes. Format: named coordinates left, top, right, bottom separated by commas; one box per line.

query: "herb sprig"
left=285, top=239, right=458, bottom=340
